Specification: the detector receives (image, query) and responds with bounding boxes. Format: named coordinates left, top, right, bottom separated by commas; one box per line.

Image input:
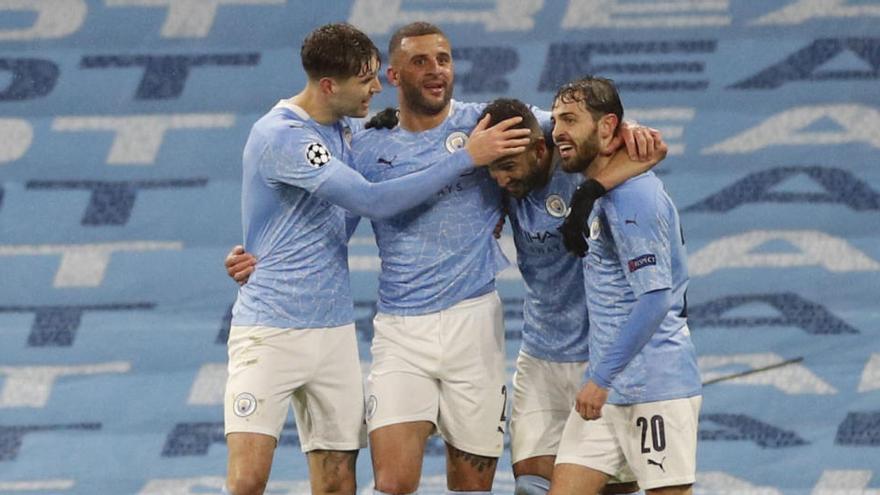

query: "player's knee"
left=225, top=471, right=268, bottom=495
left=374, top=477, right=420, bottom=495
left=313, top=471, right=356, bottom=495
left=514, top=474, right=551, bottom=495
left=373, top=489, right=417, bottom=495
left=314, top=476, right=356, bottom=495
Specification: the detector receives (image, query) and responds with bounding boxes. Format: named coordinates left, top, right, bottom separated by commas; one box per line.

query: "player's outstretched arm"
left=575, top=288, right=671, bottom=419
left=314, top=116, right=531, bottom=220
left=225, top=245, right=256, bottom=285
left=591, top=288, right=673, bottom=390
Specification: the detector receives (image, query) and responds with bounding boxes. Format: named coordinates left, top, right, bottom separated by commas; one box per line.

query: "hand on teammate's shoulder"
left=365, top=107, right=399, bottom=130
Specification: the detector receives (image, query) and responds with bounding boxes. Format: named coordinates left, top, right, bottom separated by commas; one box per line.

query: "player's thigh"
left=616, top=396, right=702, bottom=492
left=511, top=352, right=587, bottom=467
left=306, top=449, right=359, bottom=495
left=555, top=408, right=629, bottom=484
left=294, top=324, right=366, bottom=452
left=437, top=292, right=507, bottom=458
left=548, top=462, right=608, bottom=495
left=226, top=432, right=276, bottom=494
left=513, top=455, right=556, bottom=480
left=366, top=311, right=441, bottom=432
left=225, top=325, right=311, bottom=440
left=370, top=421, right=435, bottom=494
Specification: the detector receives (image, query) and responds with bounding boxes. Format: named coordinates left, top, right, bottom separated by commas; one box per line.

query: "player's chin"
left=506, top=186, right=527, bottom=199
left=559, top=156, right=583, bottom=174
left=350, top=104, right=371, bottom=118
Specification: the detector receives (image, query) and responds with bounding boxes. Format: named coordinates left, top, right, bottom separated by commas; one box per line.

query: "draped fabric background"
left=1, top=1, right=878, bottom=493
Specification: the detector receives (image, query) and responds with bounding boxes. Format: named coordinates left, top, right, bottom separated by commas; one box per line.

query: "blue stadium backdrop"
left=1, top=1, right=879, bottom=493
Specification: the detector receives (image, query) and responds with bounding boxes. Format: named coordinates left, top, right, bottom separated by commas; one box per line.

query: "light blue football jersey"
left=232, top=101, right=357, bottom=329
left=584, top=171, right=701, bottom=404
left=351, top=100, right=509, bottom=315
left=508, top=161, right=590, bottom=362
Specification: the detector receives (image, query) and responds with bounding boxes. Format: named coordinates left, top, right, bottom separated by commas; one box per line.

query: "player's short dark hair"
left=388, top=22, right=446, bottom=59
left=554, top=76, right=623, bottom=129
left=478, top=98, right=541, bottom=135
left=300, top=23, right=379, bottom=80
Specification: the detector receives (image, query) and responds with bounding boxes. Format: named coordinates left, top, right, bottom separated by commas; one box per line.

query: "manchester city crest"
left=233, top=392, right=257, bottom=417
left=545, top=194, right=567, bottom=218
left=590, top=218, right=601, bottom=240
left=366, top=395, right=378, bottom=420
left=445, top=131, right=468, bottom=153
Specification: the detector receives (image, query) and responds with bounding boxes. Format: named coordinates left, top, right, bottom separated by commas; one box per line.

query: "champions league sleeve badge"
left=305, top=142, right=331, bottom=167
left=445, top=131, right=468, bottom=153
left=545, top=194, right=568, bottom=218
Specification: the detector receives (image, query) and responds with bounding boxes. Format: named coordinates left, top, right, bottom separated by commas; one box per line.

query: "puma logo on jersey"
left=647, top=456, right=666, bottom=472
left=377, top=156, right=396, bottom=166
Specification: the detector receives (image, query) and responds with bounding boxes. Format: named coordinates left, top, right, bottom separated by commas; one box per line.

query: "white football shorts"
left=366, top=291, right=507, bottom=457
left=224, top=324, right=366, bottom=452
left=556, top=395, right=702, bottom=490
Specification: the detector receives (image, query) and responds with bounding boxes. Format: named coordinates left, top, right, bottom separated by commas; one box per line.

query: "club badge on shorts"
left=365, top=395, right=378, bottom=421
left=545, top=194, right=567, bottom=218
left=445, top=131, right=468, bottom=153
left=305, top=142, right=331, bottom=167
left=590, top=218, right=601, bottom=240
left=233, top=392, right=257, bottom=417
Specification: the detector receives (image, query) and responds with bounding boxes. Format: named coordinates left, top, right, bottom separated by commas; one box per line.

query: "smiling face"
left=330, top=56, right=382, bottom=118
left=551, top=98, right=602, bottom=174
left=389, top=33, right=454, bottom=116
left=488, top=138, right=549, bottom=199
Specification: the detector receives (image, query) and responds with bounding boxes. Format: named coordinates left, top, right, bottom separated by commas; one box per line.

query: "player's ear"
left=386, top=66, right=400, bottom=87
left=318, top=77, right=337, bottom=95
left=598, top=113, right=619, bottom=140
left=533, top=135, right=548, bottom=162
left=598, top=113, right=621, bottom=156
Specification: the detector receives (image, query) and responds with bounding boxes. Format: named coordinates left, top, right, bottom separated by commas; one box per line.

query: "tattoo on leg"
left=448, top=445, right=497, bottom=473
left=313, top=450, right=357, bottom=491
